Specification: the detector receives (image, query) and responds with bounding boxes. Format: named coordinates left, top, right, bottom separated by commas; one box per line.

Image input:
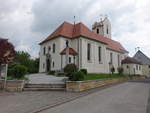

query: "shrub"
left=9, top=64, right=27, bottom=79
left=69, top=71, right=85, bottom=81
left=117, top=67, right=124, bottom=74
left=110, top=66, right=115, bottom=74
left=48, top=70, right=55, bottom=75
left=56, top=72, right=65, bottom=77
left=80, top=69, right=87, bottom=75
left=64, top=64, right=78, bottom=76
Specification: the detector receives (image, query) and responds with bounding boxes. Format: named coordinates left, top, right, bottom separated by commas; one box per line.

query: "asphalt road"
left=42, top=79, right=150, bottom=113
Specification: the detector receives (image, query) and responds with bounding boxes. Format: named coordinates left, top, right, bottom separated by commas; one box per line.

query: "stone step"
left=23, top=87, right=65, bottom=91
left=24, top=84, right=66, bottom=88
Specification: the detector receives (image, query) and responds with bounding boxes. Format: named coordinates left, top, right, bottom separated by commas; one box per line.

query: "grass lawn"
left=84, top=74, right=126, bottom=80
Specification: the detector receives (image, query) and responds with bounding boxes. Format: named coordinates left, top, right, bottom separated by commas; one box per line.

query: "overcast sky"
left=0, top=0, right=150, bottom=58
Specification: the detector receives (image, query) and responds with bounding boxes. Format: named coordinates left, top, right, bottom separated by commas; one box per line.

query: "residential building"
left=122, top=57, right=142, bottom=75
left=133, top=50, right=150, bottom=77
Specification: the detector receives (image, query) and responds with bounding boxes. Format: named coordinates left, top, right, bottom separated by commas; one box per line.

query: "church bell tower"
left=92, top=17, right=111, bottom=39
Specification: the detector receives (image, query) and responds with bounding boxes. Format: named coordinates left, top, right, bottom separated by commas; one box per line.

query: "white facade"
left=39, top=36, right=127, bottom=73
left=122, top=64, right=142, bottom=75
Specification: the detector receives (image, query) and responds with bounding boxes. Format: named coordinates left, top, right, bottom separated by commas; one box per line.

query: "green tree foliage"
left=8, top=51, right=39, bottom=75
left=80, top=69, right=87, bottom=75
left=9, top=64, right=27, bottom=79
left=64, top=64, right=78, bottom=76
left=117, top=67, right=124, bottom=74
left=69, top=71, right=85, bottom=81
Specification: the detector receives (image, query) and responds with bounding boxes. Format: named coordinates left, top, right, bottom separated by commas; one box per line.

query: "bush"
left=117, top=67, right=124, bottom=74
left=69, top=71, right=85, bottom=81
left=110, top=66, right=115, bottom=74
left=48, top=70, right=55, bottom=75
left=64, top=64, right=78, bottom=76
left=9, top=64, right=27, bottom=79
left=56, top=72, right=65, bottom=76
left=80, top=69, right=87, bottom=75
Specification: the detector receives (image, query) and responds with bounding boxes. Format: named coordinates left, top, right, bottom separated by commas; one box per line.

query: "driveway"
left=42, top=79, right=150, bottom=113
left=26, top=73, right=67, bottom=84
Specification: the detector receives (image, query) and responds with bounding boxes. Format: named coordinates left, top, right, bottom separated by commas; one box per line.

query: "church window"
left=110, top=53, right=113, bottom=64
left=98, top=46, right=101, bottom=62
left=118, top=55, right=120, bottom=66
left=69, top=57, right=71, bottom=63
left=53, top=43, right=55, bottom=53
left=53, top=61, right=55, bottom=67
left=139, top=66, right=141, bottom=70
left=127, top=65, right=129, bottom=69
left=136, top=65, right=138, bottom=70
left=87, top=43, right=91, bottom=61
left=48, top=46, right=51, bottom=52
left=107, top=25, right=109, bottom=34
left=97, top=28, right=99, bottom=34
left=43, top=47, right=46, bottom=55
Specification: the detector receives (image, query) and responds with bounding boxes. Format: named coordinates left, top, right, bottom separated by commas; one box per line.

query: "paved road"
left=42, top=79, right=150, bottom=113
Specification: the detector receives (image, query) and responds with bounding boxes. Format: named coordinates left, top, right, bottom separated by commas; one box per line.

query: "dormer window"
left=97, top=28, right=99, bottom=34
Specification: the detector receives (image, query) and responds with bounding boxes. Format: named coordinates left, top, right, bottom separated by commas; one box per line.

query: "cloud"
left=0, top=0, right=150, bottom=58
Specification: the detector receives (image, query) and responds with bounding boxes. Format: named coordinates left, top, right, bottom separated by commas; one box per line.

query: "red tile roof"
left=40, top=21, right=128, bottom=53
left=60, top=48, right=78, bottom=55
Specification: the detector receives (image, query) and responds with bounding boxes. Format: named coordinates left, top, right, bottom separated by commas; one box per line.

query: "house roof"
left=121, top=57, right=142, bottom=65
left=60, top=48, right=78, bottom=55
left=40, top=21, right=128, bottom=53
left=133, top=50, right=150, bottom=65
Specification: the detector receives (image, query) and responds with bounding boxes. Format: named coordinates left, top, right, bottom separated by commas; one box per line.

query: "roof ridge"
left=136, top=50, right=150, bottom=60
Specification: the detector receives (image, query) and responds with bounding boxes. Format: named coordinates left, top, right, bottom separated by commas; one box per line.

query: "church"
left=39, top=17, right=128, bottom=73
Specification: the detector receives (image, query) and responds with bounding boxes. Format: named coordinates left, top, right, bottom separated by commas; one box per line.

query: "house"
left=133, top=50, right=150, bottom=77
left=121, top=57, right=142, bottom=75
left=39, top=17, right=128, bottom=73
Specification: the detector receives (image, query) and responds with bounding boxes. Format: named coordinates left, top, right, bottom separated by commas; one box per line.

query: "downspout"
left=77, top=38, right=80, bottom=69
left=80, top=38, right=82, bottom=69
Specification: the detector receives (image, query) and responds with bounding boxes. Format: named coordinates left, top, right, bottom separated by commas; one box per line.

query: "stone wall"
left=66, top=77, right=140, bottom=92
left=0, top=80, right=25, bottom=92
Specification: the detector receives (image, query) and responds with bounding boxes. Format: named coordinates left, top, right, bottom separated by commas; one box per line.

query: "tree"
left=0, top=38, right=15, bottom=77
left=9, top=51, right=39, bottom=74
left=110, top=66, right=115, bottom=74
left=0, top=38, right=15, bottom=65
left=117, top=67, right=124, bottom=74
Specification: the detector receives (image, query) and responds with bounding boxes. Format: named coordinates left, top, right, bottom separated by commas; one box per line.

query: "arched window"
left=107, top=25, right=109, bottom=34
left=53, top=61, right=55, bottom=67
left=43, top=47, right=46, bottom=55
left=53, top=43, right=55, bottom=53
left=97, top=28, right=99, bottom=34
left=87, top=43, right=91, bottom=61
left=98, top=46, right=101, bottom=62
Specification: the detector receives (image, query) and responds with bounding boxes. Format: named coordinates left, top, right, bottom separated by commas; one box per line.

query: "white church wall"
left=80, top=37, right=108, bottom=73
left=39, top=37, right=66, bottom=72
left=106, top=49, right=126, bottom=73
